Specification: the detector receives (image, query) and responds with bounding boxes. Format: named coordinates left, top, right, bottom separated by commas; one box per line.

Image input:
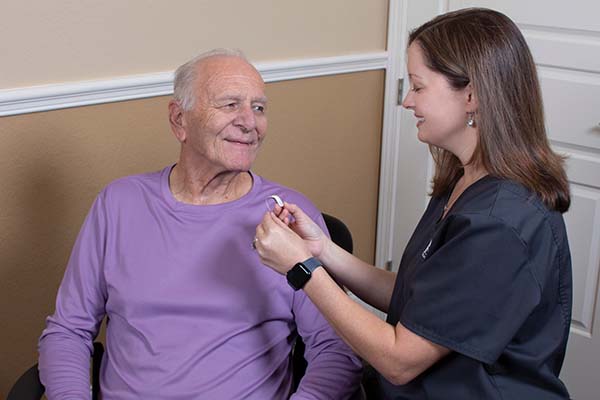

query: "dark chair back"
left=6, top=365, right=44, bottom=400
left=322, top=213, right=353, bottom=254
left=8, top=342, right=104, bottom=400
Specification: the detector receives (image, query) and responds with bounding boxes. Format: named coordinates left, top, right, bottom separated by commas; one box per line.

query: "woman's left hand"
left=255, top=211, right=312, bottom=274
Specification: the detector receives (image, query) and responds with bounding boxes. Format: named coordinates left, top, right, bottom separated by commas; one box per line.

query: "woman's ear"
left=168, top=100, right=187, bottom=143
left=465, top=83, right=478, bottom=112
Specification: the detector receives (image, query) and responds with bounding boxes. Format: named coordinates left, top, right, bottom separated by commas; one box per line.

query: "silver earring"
left=467, top=112, right=476, bottom=127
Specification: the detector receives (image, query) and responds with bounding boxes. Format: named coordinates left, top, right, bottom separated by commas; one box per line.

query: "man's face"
left=180, top=56, right=268, bottom=173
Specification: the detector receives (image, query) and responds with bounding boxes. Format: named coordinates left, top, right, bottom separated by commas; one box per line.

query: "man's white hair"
left=173, top=48, right=249, bottom=111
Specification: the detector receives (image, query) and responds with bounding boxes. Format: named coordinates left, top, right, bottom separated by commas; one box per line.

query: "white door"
left=393, top=1, right=600, bottom=398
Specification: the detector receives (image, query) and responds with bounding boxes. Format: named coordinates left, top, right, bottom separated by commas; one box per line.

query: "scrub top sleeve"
left=399, top=214, right=541, bottom=364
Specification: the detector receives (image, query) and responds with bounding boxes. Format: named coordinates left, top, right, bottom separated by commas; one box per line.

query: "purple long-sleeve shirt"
left=39, top=165, right=362, bottom=399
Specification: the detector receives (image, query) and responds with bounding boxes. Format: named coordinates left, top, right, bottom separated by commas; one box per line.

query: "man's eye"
left=220, top=102, right=238, bottom=110
left=412, top=87, right=422, bottom=93
left=253, top=105, right=265, bottom=113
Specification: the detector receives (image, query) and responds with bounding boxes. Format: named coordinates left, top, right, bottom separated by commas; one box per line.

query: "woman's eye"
left=412, top=87, right=422, bottom=93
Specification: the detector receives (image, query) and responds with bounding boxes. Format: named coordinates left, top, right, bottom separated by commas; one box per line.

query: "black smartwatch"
left=286, top=257, right=322, bottom=290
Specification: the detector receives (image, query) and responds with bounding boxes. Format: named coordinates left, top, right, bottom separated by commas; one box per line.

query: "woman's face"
left=402, top=43, right=476, bottom=157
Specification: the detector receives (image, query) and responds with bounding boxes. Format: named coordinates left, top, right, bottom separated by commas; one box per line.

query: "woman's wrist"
left=318, top=236, right=336, bottom=266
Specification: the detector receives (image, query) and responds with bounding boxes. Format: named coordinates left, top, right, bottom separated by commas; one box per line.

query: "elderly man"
left=38, top=49, right=362, bottom=399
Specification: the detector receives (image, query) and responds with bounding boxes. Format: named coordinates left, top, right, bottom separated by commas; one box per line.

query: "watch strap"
left=286, top=257, right=323, bottom=291
left=301, top=257, right=322, bottom=273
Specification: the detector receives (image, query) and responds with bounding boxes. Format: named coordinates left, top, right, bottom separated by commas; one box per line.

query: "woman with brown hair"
left=254, top=8, right=572, bottom=399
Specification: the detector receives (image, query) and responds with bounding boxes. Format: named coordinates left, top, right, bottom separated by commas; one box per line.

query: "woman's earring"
left=467, top=112, right=476, bottom=128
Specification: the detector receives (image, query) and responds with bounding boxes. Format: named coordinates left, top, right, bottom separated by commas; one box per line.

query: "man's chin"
left=226, top=153, right=258, bottom=172
left=226, top=160, right=255, bottom=173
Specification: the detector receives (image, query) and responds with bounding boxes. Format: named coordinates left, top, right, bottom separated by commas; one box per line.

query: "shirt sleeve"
left=38, top=193, right=108, bottom=399
left=290, top=211, right=363, bottom=400
left=399, top=213, right=542, bottom=364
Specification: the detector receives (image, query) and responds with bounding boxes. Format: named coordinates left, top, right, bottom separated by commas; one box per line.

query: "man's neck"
left=168, top=162, right=253, bottom=206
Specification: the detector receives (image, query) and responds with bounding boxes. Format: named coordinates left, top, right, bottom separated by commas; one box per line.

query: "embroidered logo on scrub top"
left=421, top=239, right=432, bottom=259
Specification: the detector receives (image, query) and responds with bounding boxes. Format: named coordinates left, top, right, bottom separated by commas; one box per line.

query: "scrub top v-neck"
left=377, top=176, right=572, bottom=399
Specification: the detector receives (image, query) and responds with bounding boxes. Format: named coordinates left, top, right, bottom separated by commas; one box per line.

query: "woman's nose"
left=401, top=91, right=414, bottom=110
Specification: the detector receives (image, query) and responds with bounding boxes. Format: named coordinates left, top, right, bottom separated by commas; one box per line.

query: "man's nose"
left=234, top=104, right=257, bottom=132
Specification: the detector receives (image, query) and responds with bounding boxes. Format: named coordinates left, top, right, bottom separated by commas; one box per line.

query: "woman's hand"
left=273, top=202, right=328, bottom=258
left=255, top=211, right=312, bottom=274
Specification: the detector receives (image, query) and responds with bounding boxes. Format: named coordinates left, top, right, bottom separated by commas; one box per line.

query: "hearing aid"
left=269, top=195, right=284, bottom=207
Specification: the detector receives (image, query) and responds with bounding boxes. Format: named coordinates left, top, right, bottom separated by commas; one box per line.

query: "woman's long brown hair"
left=409, top=8, right=570, bottom=212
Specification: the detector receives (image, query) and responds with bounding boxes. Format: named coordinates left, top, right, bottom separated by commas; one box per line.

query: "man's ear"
left=465, top=83, right=478, bottom=113
left=168, top=100, right=187, bottom=143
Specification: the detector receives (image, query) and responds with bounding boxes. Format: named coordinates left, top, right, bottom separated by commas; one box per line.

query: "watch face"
left=287, top=263, right=311, bottom=290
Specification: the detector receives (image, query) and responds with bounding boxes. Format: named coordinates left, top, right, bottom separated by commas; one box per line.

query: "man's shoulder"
left=100, top=166, right=167, bottom=204
left=253, top=173, right=322, bottom=217
left=255, top=173, right=318, bottom=204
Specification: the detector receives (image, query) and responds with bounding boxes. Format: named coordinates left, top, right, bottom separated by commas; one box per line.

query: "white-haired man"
left=39, top=49, right=362, bottom=399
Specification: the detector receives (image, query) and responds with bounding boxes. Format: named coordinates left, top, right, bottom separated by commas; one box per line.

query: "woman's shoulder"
left=454, top=176, right=550, bottom=222
left=487, top=178, right=558, bottom=229
left=455, top=177, right=569, bottom=259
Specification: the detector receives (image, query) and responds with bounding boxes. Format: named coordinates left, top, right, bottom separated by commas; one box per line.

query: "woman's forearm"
left=302, top=268, right=446, bottom=386
left=319, top=239, right=396, bottom=313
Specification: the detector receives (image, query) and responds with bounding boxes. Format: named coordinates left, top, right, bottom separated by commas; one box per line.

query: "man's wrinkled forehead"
left=196, top=56, right=264, bottom=96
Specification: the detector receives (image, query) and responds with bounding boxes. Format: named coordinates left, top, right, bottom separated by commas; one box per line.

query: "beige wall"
left=0, top=70, right=384, bottom=394
left=1, top=0, right=388, bottom=88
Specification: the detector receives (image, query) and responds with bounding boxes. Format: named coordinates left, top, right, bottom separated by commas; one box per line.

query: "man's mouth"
left=226, top=139, right=255, bottom=146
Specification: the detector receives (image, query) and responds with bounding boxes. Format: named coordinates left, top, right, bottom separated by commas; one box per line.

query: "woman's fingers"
left=283, top=202, right=300, bottom=217
left=269, top=211, right=290, bottom=228
left=284, top=202, right=312, bottom=226
left=279, top=209, right=291, bottom=224
left=254, top=210, right=312, bottom=274
left=256, top=211, right=292, bottom=247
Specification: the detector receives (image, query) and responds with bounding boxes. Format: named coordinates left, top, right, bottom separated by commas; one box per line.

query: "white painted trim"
left=439, top=0, right=451, bottom=14
left=256, top=52, right=388, bottom=83
left=0, top=73, right=174, bottom=117
left=375, top=0, right=407, bottom=270
left=0, top=52, right=387, bottom=117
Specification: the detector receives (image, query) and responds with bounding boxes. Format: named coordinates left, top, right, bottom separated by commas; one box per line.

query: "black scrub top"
left=377, top=176, right=572, bottom=399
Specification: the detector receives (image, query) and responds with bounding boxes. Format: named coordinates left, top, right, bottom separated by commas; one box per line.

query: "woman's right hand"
left=275, top=202, right=329, bottom=258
